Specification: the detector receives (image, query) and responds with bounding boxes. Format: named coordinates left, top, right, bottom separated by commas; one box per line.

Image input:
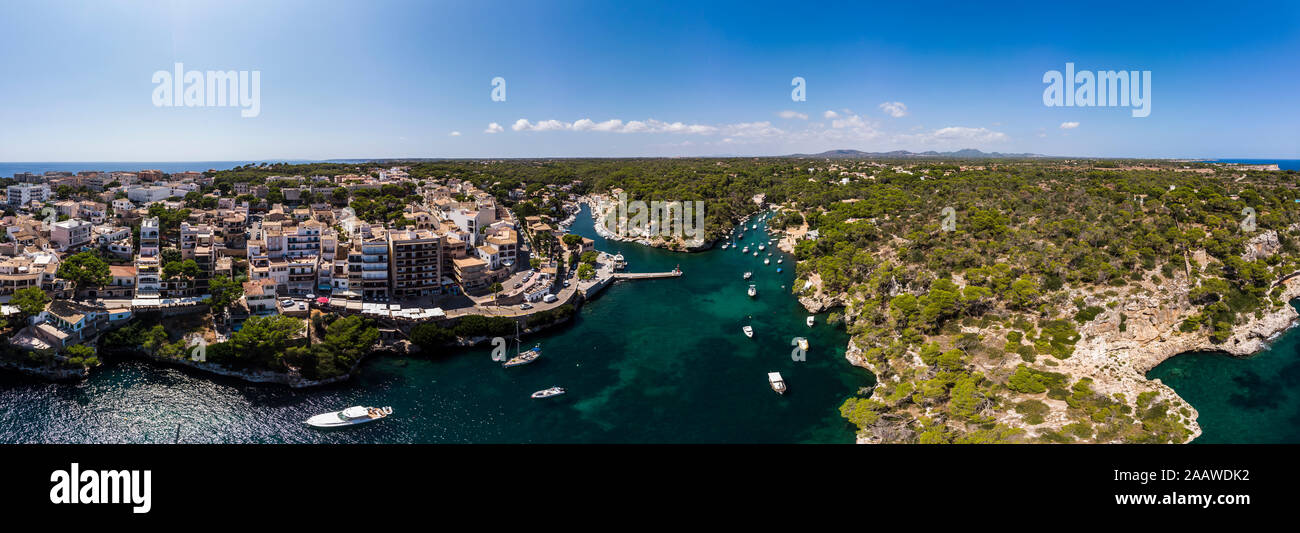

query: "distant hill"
left=788, top=148, right=1044, bottom=159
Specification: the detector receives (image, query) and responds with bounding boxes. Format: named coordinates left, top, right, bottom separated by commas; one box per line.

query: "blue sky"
left=0, top=0, right=1296, bottom=161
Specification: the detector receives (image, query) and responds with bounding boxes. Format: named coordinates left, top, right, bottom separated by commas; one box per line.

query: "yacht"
left=742, top=325, right=754, bottom=338
left=305, top=406, right=392, bottom=428
left=743, top=271, right=753, bottom=280
left=797, top=337, right=809, bottom=351
left=768, top=372, right=787, bottom=395
left=748, top=284, right=757, bottom=297
left=531, top=387, right=566, bottom=399
left=806, top=315, right=815, bottom=327
left=503, top=344, right=542, bottom=368
left=503, top=322, right=542, bottom=368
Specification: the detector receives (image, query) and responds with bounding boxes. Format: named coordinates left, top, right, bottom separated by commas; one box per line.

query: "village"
left=0, top=165, right=634, bottom=381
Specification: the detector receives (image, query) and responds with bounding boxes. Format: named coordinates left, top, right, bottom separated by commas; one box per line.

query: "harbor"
left=0, top=204, right=872, bottom=443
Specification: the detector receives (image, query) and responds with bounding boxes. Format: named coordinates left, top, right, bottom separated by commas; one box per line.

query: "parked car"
left=519, top=303, right=533, bottom=310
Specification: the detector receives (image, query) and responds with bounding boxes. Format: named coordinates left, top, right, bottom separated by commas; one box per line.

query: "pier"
left=613, top=265, right=683, bottom=280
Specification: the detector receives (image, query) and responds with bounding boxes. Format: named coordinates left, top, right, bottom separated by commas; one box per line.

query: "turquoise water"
left=0, top=205, right=872, bottom=443
left=1147, top=303, right=1300, bottom=443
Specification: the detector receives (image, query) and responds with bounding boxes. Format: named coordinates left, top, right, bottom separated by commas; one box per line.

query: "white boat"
left=777, top=258, right=783, bottom=264
left=748, top=284, right=757, bottom=297
left=763, top=258, right=770, bottom=265
left=504, top=345, right=542, bottom=367
left=742, top=246, right=749, bottom=253
left=531, top=387, right=566, bottom=399
left=742, top=325, right=754, bottom=338
left=305, top=406, right=392, bottom=428
left=752, top=252, right=758, bottom=257
left=721, top=243, right=728, bottom=249
left=768, top=372, right=787, bottom=395
left=797, top=337, right=809, bottom=351
left=758, top=244, right=765, bottom=251
left=806, top=315, right=815, bottom=327
left=743, top=271, right=752, bottom=280
left=752, top=224, right=757, bottom=229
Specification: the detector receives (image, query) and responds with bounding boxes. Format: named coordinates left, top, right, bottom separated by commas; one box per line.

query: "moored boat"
left=806, top=315, right=815, bottom=327
left=305, top=406, right=392, bottom=428
left=748, top=284, right=757, bottom=297
left=743, top=271, right=752, bottom=280
left=797, top=337, right=809, bottom=351
left=742, top=325, right=754, bottom=338
left=503, top=345, right=541, bottom=367
left=531, top=387, right=566, bottom=399
left=768, top=372, right=786, bottom=395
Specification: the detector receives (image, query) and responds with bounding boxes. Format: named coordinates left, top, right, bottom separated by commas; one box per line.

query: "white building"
left=7, top=183, right=50, bottom=208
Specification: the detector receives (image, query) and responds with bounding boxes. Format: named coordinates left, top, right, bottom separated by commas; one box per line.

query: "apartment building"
left=50, top=219, right=93, bottom=252
left=7, top=183, right=50, bottom=208
left=388, top=229, right=442, bottom=299
left=135, top=217, right=161, bottom=297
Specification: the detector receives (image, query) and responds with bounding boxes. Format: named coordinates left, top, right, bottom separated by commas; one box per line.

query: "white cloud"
left=1060, top=121, right=1080, bottom=130
left=484, top=122, right=504, bottom=134
left=896, top=126, right=1009, bottom=146
left=777, top=110, right=808, bottom=120
left=823, top=110, right=839, bottom=119
left=449, top=131, right=461, bottom=137
left=878, top=102, right=908, bottom=118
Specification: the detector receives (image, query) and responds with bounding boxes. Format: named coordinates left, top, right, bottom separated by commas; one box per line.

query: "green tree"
left=56, top=251, right=111, bottom=289
left=208, top=276, right=244, bottom=310
left=10, top=287, right=50, bottom=323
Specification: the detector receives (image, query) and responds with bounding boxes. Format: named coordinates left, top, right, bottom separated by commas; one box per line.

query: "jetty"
left=613, top=265, right=683, bottom=280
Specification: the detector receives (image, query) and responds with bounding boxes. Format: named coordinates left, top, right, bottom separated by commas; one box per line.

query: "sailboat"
left=502, top=322, right=541, bottom=368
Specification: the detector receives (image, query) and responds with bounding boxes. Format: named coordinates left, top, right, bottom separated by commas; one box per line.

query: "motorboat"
left=743, top=271, right=752, bottom=280
left=764, top=258, right=770, bottom=265
left=797, top=337, right=809, bottom=351
left=531, top=387, right=566, bottom=399
left=305, top=406, right=392, bottom=428
left=748, top=284, right=757, bottom=297
left=768, top=372, right=787, bottom=395
left=806, top=315, right=815, bottom=327
left=758, top=244, right=765, bottom=251
left=742, top=245, right=749, bottom=253
left=742, top=325, right=754, bottom=338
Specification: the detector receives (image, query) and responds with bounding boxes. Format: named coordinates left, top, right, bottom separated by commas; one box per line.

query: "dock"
left=612, top=266, right=683, bottom=280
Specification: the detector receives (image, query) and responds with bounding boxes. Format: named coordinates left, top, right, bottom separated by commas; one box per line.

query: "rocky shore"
left=0, top=358, right=90, bottom=381
left=798, top=225, right=1300, bottom=444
